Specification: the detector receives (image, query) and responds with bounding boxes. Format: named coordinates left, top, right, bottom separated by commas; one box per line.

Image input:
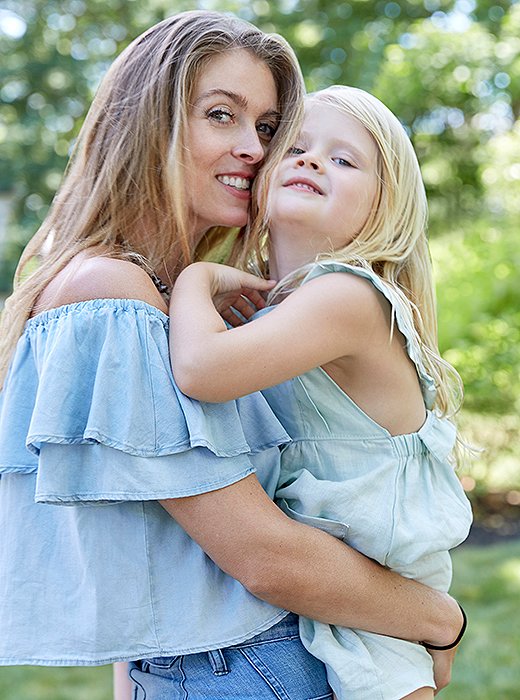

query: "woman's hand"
left=180, top=262, right=276, bottom=327
left=213, top=288, right=268, bottom=326
left=428, top=647, right=458, bottom=694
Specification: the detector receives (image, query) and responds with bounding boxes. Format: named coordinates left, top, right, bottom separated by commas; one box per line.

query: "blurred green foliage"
left=0, top=0, right=519, bottom=421
left=0, top=664, right=112, bottom=700
left=1, top=0, right=519, bottom=233
left=443, top=539, right=520, bottom=699
left=432, top=216, right=519, bottom=415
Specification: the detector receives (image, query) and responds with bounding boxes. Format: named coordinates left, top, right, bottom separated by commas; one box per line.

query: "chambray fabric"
left=129, top=613, right=333, bottom=700
left=256, top=262, right=473, bottom=700
left=0, top=299, right=291, bottom=665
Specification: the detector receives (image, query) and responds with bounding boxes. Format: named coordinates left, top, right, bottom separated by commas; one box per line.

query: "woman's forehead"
left=193, top=49, right=278, bottom=109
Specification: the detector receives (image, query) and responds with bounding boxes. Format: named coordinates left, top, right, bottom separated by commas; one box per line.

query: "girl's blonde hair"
left=241, top=85, right=463, bottom=419
left=0, top=10, right=304, bottom=387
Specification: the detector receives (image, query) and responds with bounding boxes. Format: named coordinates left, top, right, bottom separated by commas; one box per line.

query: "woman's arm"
left=160, top=473, right=463, bottom=650
left=170, top=262, right=382, bottom=402
left=113, top=481, right=460, bottom=698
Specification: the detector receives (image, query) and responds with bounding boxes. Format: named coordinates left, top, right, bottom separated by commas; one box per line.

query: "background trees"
left=0, top=4, right=519, bottom=696
left=1, top=0, right=519, bottom=480
left=1, top=0, right=518, bottom=237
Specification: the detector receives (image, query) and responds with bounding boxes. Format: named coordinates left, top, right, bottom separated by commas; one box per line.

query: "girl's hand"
left=182, top=262, right=276, bottom=327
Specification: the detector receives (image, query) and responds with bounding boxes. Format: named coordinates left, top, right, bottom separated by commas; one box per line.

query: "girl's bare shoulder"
left=289, top=271, right=387, bottom=330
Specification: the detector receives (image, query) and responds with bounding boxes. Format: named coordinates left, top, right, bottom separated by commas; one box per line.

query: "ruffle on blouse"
left=0, top=299, right=289, bottom=504
left=302, top=262, right=438, bottom=410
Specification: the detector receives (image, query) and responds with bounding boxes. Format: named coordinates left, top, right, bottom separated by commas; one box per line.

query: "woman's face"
left=184, top=49, right=279, bottom=242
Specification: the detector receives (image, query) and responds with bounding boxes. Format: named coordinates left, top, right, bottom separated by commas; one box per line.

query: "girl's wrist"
left=175, top=262, right=213, bottom=294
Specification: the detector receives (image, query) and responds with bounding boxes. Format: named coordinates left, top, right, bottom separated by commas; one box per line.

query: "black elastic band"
left=422, top=603, right=467, bottom=651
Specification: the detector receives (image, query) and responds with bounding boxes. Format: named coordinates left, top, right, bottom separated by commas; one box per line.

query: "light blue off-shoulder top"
left=0, top=299, right=290, bottom=666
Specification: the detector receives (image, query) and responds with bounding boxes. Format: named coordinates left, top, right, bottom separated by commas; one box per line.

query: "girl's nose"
left=296, top=154, right=323, bottom=172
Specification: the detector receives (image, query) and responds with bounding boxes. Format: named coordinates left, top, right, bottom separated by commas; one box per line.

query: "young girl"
left=169, top=86, right=473, bottom=699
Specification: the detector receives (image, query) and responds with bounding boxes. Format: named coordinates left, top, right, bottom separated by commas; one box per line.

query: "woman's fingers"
left=215, top=287, right=272, bottom=326
left=428, top=647, right=456, bottom=694
left=220, top=307, right=244, bottom=327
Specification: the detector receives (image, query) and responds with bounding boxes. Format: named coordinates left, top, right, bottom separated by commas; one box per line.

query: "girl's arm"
left=170, top=262, right=382, bottom=402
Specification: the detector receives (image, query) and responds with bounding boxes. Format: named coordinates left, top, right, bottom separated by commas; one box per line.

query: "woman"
left=0, top=11, right=463, bottom=699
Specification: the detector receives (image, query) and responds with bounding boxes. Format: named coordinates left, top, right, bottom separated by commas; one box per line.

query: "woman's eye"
left=207, top=108, right=234, bottom=123
left=287, top=146, right=305, bottom=156
left=257, top=122, right=277, bottom=141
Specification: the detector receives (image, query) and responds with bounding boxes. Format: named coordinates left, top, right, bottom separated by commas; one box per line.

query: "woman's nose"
left=231, top=128, right=265, bottom=164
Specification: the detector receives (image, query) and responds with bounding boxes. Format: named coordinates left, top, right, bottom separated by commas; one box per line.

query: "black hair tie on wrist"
left=421, top=604, right=467, bottom=651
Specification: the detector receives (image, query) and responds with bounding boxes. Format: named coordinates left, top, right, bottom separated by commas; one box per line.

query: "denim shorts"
left=129, top=613, right=332, bottom=699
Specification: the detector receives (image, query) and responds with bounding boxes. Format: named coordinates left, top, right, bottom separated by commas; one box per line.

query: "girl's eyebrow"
left=333, top=141, right=366, bottom=163
left=194, top=89, right=281, bottom=120
left=297, top=130, right=368, bottom=164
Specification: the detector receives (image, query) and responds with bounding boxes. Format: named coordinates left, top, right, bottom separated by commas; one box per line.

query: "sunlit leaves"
left=431, top=219, right=520, bottom=414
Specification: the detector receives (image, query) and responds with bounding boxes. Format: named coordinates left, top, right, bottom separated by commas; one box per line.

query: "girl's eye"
left=206, top=108, right=234, bottom=123
left=287, top=146, right=305, bottom=156
left=257, top=122, right=278, bottom=142
left=333, top=156, right=354, bottom=167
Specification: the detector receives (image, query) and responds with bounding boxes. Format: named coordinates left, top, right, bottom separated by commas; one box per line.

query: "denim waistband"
left=230, top=612, right=297, bottom=647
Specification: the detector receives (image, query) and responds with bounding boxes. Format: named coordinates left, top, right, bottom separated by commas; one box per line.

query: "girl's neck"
left=267, top=225, right=319, bottom=281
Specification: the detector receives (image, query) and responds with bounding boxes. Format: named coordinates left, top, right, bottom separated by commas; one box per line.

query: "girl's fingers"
left=212, top=279, right=275, bottom=326
left=216, top=269, right=276, bottom=294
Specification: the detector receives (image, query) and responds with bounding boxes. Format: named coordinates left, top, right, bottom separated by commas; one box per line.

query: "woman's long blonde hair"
left=239, top=85, right=463, bottom=419
left=0, top=10, right=304, bottom=387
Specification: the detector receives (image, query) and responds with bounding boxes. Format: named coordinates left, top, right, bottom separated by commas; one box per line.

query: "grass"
left=0, top=540, right=519, bottom=699
left=443, top=539, right=520, bottom=699
left=0, top=664, right=112, bottom=700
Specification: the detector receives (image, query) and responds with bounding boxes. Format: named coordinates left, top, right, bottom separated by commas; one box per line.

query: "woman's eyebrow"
left=195, top=88, right=248, bottom=108
left=194, top=89, right=281, bottom=119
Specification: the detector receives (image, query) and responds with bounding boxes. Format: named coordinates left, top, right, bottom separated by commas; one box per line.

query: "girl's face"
left=184, top=49, right=279, bottom=242
left=269, top=100, right=379, bottom=252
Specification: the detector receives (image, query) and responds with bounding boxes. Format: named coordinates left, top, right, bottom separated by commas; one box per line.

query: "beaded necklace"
left=125, top=252, right=172, bottom=302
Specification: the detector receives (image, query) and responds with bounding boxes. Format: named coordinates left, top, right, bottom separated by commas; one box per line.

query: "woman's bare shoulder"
left=34, top=253, right=168, bottom=315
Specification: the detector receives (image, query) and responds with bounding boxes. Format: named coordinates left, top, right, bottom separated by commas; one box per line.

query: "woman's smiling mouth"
left=217, top=175, right=252, bottom=191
